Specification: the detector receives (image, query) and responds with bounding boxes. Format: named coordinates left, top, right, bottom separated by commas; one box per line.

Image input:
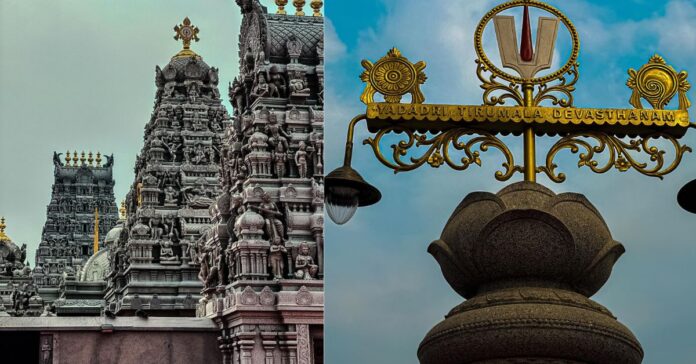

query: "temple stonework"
left=33, top=152, right=118, bottom=290
left=0, top=217, right=42, bottom=316
left=103, top=18, right=230, bottom=316
left=197, top=1, right=325, bottom=363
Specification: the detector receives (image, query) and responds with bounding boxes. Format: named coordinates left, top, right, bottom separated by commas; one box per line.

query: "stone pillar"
left=418, top=182, right=643, bottom=364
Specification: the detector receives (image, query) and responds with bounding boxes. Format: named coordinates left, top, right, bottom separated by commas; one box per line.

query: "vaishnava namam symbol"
left=493, top=5, right=559, bottom=79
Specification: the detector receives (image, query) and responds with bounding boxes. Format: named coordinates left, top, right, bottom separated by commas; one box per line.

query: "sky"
left=1, top=0, right=696, bottom=363
left=0, top=0, right=247, bottom=264
left=324, top=0, right=696, bottom=363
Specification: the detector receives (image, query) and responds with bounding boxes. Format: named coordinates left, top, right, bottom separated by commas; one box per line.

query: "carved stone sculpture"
left=295, top=141, right=309, bottom=179
left=293, top=242, right=317, bottom=280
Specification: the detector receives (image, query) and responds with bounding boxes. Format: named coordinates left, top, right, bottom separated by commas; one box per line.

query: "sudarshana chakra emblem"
left=360, top=48, right=426, bottom=104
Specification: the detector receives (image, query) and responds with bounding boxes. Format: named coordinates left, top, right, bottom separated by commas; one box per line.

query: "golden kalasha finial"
left=119, top=200, right=127, bottom=220
left=276, top=0, right=288, bottom=14
left=293, top=0, right=306, bottom=16
left=65, top=150, right=71, bottom=166
left=173, top=17, right=200, bottom=59
left=88, top=151, right=94, bottom=166
left=96, top=152, right=102, bottom=167
left=80, top=151, right=86, bottom=165
left=627, top=54, right=691, bottom=111
left=310, top=0, right=323, bottom=17
left=72, top=150, right=79, bottom=166
left=0, top=217, right=10, bottom=242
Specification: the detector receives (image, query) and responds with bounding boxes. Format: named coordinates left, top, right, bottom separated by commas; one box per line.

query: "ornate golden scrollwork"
left=538, top=132, right=692, bottom=183
left=360, top=48, right=427, bottom=105
left=476, top=59, right=579, bottom=108
left=476, top=59, right=524, bottom=107
left=533, top=62, right=579, bottom=108
left=363, top=126, right=523, bottom=181
left=627, top=54, right=691, bottom=110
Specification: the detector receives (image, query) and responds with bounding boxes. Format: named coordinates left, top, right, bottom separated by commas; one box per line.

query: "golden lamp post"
left=326, top=0, right=695, bottom=223
left=325, top=0, right=695, bottom=362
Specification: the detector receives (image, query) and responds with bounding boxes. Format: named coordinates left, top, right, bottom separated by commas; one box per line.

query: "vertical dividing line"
left=523, top=84, right=537, bottom=183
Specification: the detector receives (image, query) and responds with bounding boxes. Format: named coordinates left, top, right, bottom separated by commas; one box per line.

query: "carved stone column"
left=296, top=324, right=312, bottom=364
left=418, top=182, right=643, bottom=364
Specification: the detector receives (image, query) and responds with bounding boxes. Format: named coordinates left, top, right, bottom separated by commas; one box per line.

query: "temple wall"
left=48, top=331, right=221, bottom=364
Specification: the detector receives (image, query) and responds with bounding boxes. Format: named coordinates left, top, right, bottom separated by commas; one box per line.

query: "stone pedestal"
left=418, top=182, right=643, bottom=364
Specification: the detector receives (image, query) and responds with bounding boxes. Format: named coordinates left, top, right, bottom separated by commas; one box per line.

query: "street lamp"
left=679, top=177, right=696, bottom=213
left=325, top=115, right=381, bottom=224
left=325, top=0, right=694, bottom=362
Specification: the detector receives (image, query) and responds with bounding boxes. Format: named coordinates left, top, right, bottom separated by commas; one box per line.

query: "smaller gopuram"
left=33, top=151, right=119, bottom=291
left=0, top=217, right=43, bottom=316
left=197, top=1, right=325, bottom=363
left=103, top=18, right=230, bottom=316
left=52, top=203, right=128, bottom=316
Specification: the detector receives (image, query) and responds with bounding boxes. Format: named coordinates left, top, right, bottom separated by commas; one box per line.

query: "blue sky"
left=325, top=0, right=696, bottom=363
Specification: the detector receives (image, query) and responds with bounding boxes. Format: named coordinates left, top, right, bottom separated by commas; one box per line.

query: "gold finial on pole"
left=72, top=150, right=79, bottom=166
left=88, top=151, right=94, bottom=166
left=93, top=208, right=99, bottom=254
left=65, top=150, right=71, bottom=166
left=293, top=0, right=306, bottom=16
left=276, top=0, right=288, bottom=14
left=173, top=17, right=200, bottom=59
left=96, top=152, right=102, bottom=167
left=0, top=217, right=9, bottom=242
left=80, top=151, right=86, bottom=166
left=119, top=200, right=127, bottom=220
left=310, top=0, right=323, bottom=17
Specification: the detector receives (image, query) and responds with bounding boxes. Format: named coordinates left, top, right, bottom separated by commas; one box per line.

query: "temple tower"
left=103, top=18, right=230, bottom=316
left=33, top=151, right=118, bottom=290
left=197, top=1, right=325, bottom=363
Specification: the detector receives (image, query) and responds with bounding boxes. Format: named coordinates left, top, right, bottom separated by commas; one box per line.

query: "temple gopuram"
left=102, top=17, right=231, bottom=317
left=196, top=1, right=325, bottom=362
left=32, top=152, right=119, bottom=304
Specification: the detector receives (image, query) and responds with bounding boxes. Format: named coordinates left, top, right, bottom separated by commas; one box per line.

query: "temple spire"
left=520, top=5, right=534, bottom=62
left=0, top=217, right=9, bottom=242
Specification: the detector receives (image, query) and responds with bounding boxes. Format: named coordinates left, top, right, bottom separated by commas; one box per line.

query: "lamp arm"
left=343, top=114, right=368, bottom=167
left=690, top=122, right=696, bottom=130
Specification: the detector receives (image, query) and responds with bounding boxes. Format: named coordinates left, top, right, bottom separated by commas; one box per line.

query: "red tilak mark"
left=520, top=5, right=534, bottom=62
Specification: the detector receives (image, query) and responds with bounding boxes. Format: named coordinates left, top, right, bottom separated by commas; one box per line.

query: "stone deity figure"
left=187, top=237, right=199, bottom=263
left=252, top=193, right=285, bottom=245
left=295, top=142, right=309, bottom=179
left=294, top=242, right=319, bottom=280
left=289, top=72, right=311, bottom=96
left=174, top=106, right=185, bottom=128
left=168, top=107, right=180, bottom=129
left=192, top=112, right=206, bottom=131
left=265, top=114, right=290, bottom=151
left=251, top=72, right=271, bottom=99
left=182, top=145, right=193, bottom=164
left=187, top=82, right=200, bottom=103
left=163, top=186, right=178, bottom=205
left=273, top=142, right=288, bottom=178
left=192, top=143, right=208, bottom=164
left=226, top=247, right=236, bottom=282
left=184, top=183, right=215, bottom=209
left=310, top=131, right=324, bottom=175
left=269, top=239, right=287, bottom=279
left=149, top=215, right=165, bottom=240
left=208, top=108, right=222, bottom=132
left=41, top=335, right=52, bottom=364
left=159, top=233, right=178, bottom=262
left=271, top=69, right=287, bottom=97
